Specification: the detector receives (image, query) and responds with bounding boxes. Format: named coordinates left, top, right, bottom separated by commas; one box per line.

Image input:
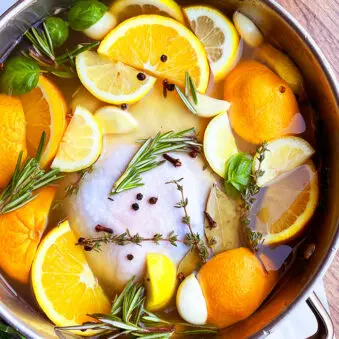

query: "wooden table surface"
left=276, top=0, right=339, bottom=335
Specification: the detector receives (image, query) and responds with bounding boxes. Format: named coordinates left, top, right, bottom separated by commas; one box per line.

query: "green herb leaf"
left=0, top=322, right=26, bottom=339
left=224, top=153, right=252, bottom=196
left=45, top=17, right=69, bottom=48
left=68, top=0, right=108, bottom=31
left=0, top=56, right=39, bottom=95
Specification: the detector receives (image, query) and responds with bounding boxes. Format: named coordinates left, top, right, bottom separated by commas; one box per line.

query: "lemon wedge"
left=32, top=221, right=110, bottom=334
left=51, top=105, right=102, bottom=172
left=189, top=92, right=230, bottom=118
left=95, top=106, right=138, bottom=134
left=98, top=15, right=210, bottom=93
left=76, top=50, right=156, bottom=105
left=183, top=6, right=240, bottom=81
left=203, top=113, right=238, bottom=177
left=110, top=0, right=184, bottom=23
left=253, top=136, right=315, bottom=187
left=145, top=253, right=177, bottom=311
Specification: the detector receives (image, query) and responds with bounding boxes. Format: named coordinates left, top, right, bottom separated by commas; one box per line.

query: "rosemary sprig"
left=25, top=21, right=99, bottom=78
left=56, top=277, right=218, bottom=338
left=166, top=178, right=208, bottom=263
left=110, top=128, right=201, bottom=195
left=76, top=230, right=179, bottom=252
left=0, top=132, right=62, bottom=215
left=176, top=72, right=198, bottom=113
left=240, top=142, right=269, bottom=252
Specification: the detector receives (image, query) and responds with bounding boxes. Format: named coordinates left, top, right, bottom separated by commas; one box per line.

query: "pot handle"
left=306, top=291, right=334, bottom=339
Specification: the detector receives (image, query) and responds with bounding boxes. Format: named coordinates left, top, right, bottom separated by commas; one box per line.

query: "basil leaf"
left=224, top=153, right=252, bottom=196
left=0, top=56, right=39, bottom=95
left=45, top=17, right=69, bottom=48
left=68, top=0, right=108, bottom=31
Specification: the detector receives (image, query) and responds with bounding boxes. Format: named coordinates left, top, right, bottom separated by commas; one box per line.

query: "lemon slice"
left=51, top=105, right=102, bottom=172
left=110, top=0, right=184, bottom=23
left=203, top=113, right=238, bottom=177
left=32, top=221, right=110, bottom=333
left=76, top=50, right=156, bottom=105
left=95, top=106, right=138, bottom=134
left=253, top=136, right=315, bottom=187
left=255, top=161, right=319, bottom=245
left=98, top=15, right=210, bottom=93
left=183, top=6, right=240, bottom=81
left=145, top=253, right=177, bottom=312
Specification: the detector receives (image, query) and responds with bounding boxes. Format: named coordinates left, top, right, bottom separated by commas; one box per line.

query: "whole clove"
left=95, top=224, right=113, bottom=234
left=163, top=153, right=182, bottom=167
left=149, top=197, right=158, bottom=205
left=205, top=211, right=217, bottom=229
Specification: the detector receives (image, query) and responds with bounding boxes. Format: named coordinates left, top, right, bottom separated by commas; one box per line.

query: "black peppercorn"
left=137, top=72, right=146, bottom=81
left=127, top=254, right=134, bottom=261
left=160, top=54, right=168, bottom=62
left=121, top=103, right=128, bottom=110
left=132, top=203, right=139, bottom=211
left=136, top=193, right=143, bottom=200
left=167, top=83, right=175, bottom=91
left=149, top=197, right=158, bottom=205
left=84, top=245, right=92, bottom=251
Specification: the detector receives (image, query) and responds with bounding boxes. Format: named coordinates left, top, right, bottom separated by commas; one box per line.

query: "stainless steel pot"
left=0, top=0, right=338, bottom=338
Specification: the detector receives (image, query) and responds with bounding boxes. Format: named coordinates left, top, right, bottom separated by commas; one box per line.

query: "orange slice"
left=20, top=75, right=67, bottom=168
left=98, top=15, right=210, bottom=93
left=0, top=94, right=26, bottom=187
left=32, top=221, right=110, bottom=332
left=255, top=161, right=319, bottom=245
left=0, top=187, right=56, bottom=283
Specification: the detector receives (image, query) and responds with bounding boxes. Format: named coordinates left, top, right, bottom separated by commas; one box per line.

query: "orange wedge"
left=98, top=15, right=210, bottom=93
left=0, top=187, right=56, bottom=283
left=20, top=75, right=67, bottom=168
left=32, top=221, right=110, bottom=333
left=255, top=161, right=319, bottom=245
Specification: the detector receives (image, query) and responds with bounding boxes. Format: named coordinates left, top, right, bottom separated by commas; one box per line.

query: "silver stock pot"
left=0, top=0, right=338, bottom=338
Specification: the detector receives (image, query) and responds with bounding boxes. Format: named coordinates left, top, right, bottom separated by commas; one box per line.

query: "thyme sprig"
left=0, top=133, right=62, bottom=215
left=76, top=230, right=179, bottom=252
left=176, top=72, right=198, bottom=113
left=240, top=142, right=269, bottom=252
left=166, top=178, right=208, bottom=263
left=65, top=165, right=94, bottom=196
left=110, top=128, right=201, bottom=196
left=25, top=21, right=99, bottom=78
left=56, top=277, right=218, bottom=338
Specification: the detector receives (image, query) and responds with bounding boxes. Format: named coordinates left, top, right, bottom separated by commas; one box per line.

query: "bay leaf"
left=177, top=248, right=201, bottom=280
left=204, top=184, right=243, bottom=254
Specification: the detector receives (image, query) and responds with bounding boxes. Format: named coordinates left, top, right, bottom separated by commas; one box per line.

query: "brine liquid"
left=0, top=1, right=319, bottom=328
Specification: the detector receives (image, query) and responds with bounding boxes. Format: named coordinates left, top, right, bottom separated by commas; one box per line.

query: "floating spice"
left=137, top=72, right=146, bottom=81
left=95, top=225, right=113, bottom=234
left=121, top=103, right=128, bottom=110
left=160, top=54, right=168, bottom=62
left=149, top=197, right=158, bottom=205
left=136, top=193, right=143, bottom=200
left=163, top=153, right=182, bottom=167
left=131, top=203, right=139, bottom=211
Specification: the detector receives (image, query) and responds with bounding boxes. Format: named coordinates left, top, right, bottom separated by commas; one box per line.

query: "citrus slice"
left=203, top=113, right=238, bottom=177
left=76, top=50, right=156, bottom=105
left=255, top=161, right=319, bottom=245
left=253, top=136, right=315, bottom=187
left=110, top=0, right=184, bottom=23
left=183, top=6, right=240, bottom=81
left=98, top=15, right=210, bottom=93
left=145, top=253, right=177, bottom=311
left=0, top=187, right=56, bottom=283
left=95, top=106, right=138, bottom=134
left=32, top=221, right=110, bottom=332
left=51, top=106, right=102, bottom=172
left=20, top=75, right=67, bottom=168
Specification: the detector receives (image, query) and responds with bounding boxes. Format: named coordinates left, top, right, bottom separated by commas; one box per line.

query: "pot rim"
left=0, top=0, right=338, bottom=338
